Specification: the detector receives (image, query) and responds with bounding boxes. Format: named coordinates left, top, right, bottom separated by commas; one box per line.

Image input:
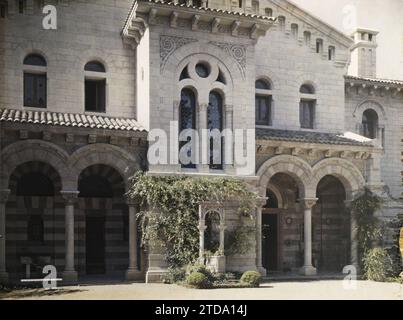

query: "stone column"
left=219, top=223, right=226, bottom=253
left=345, top=200, right=359, bottom=270
left=300, top=198, right=318, bottom=276
left=198, top=221, right=206, bottom=259
left=61, top=190, right=79, bottom=283
left=126, top=199, right=142, bottom=281
left=224, top=104, right=234, bottom=174
left=0, top=189, right=10, bottom=283
left=197, top=103, right=209, bottom=173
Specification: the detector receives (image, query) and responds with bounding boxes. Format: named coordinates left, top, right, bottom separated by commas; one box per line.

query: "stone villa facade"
left=0, top=0, right=402, bottom=284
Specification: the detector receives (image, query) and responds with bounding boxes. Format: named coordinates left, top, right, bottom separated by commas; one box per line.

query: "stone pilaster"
left=126, top=198, right=143, bottom=281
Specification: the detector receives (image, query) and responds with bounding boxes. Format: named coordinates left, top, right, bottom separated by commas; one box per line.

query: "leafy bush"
left=363, top=248, right=394, bottom=282
left=351, top=188, right=383, bottom=265
left=186, top=272, right=212, bottom=289
left=186, top=263, right=215, bottom=283
left=165, top=267, right=186, bottom=284
left=240, top=270, right=262, bottom=287
left=127, top=172, right=259, bottom=267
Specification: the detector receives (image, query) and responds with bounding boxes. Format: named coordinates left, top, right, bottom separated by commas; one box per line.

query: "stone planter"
left=206, top=255, right=226, bottom=273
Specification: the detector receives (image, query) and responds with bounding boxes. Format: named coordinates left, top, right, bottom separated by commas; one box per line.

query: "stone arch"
left=353, top=99, right=387, bottom=125
left=312, top=158, right=365, bottom=200
left=293, top=73, right=320, bottom=94
left=257, top=155, right=313, bottom=198
left=163, top=41, right=242, bottom=104
left=0, top=140, right=70, bottom=190
left=68, top=143, right=140, bottom=191
left=173, top=51, right=235, bottom=105
left=266, top=182, right=284, bottom=208
left=81, top=55, right=110, bottom=73
left=165, top=42, right=240, bottom=84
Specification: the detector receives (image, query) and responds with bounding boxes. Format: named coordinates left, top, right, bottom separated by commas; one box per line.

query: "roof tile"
left=256, top=128, right=372, bottom=146
left=0, top=107, right=146, bottom=132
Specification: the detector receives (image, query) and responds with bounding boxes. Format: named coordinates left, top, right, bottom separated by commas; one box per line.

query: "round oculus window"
left=195, top=63, right=210, bottom=78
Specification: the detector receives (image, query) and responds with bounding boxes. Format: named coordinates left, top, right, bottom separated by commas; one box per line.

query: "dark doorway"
left=262, top=214, right=278, bottom=271
left=86, top=216, right=106, bottom=274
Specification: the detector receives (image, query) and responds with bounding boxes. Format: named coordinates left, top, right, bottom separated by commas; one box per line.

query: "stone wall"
left=0, top=0, right=136, bottom=118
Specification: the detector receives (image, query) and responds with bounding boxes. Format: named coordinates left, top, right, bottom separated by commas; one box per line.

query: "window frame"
left=299, top=99, right=316, bottom=129
left=208, top=90, right=224, bottom=170
left=23, top=54, right=48, bottom=109
left=255, top=79, right=273, bottom=127
left=361, top=109, right=379, bottom=139
left=84, top=61, right=107, bottom=114
left=299, top=84, right=316, bottom=129
left=179, top=88, right=197, bottom=169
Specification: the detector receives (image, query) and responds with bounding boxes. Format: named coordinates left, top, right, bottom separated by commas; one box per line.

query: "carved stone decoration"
left=160, top=35, right=198, bottom=71
left=209, top=41, right=247, bottom=78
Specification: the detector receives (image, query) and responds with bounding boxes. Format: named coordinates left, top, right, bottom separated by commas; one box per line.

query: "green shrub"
left=165, top=267, right=186, bottom=284
left=363, top=248, right=394, bottom=282
left=186, top=272, right=211, bottom=289
left=186, top=263, right=215, bottom=283
left=240, top=270, right=262, bottom=287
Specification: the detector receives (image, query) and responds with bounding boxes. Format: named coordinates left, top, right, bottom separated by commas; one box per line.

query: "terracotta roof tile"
left=345, top=75, right=403, bottom=86
left=256, top=128, right=372, bottom=146
left=0, top=107, right=146, bottom=132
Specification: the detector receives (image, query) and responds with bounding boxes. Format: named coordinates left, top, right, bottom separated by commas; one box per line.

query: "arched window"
left=24, top=54, right=47, bottom=66
left=362, top=109, right=378, bottom=139
left=85, top=61, right=106, bottom=73
left=255, top=79, right=272, bottom=126
left=23, top=53, right=47, bottom=108
left=252, top=0, right=259, bottom=14
left=84, top=60, right=106, bottom=112
left=278, top=16, right=285, bottom=31
left=255, top=79, right=271, bottom=90
left=0, top=0, right=8, bottom=18
left=265, top=8, right=273, bottom=17
left=208, top=91, right=223, bottom=170
left=328, top=46, right=335, bottom=61
left=291, top=23, right=298, bottom=39
left=316, top=38, right=323, bottom=53
left=300, top=84, right=316, bottom=129
left=179, top=66, right=190, bottom=80
left=304, top=31, right=311, bottom=46
left=179, top=88, right=196, bottom=168
left=300, top=84, right=315, bottom=94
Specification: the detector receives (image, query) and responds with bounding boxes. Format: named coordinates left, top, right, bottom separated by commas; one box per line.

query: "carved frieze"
left=160, top=35, right=198, bottom=71
left=209, top=41, right=247, bottom=78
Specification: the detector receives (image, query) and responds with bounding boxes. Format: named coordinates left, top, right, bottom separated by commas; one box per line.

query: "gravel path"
left=1, top=280, right=402, bottom=300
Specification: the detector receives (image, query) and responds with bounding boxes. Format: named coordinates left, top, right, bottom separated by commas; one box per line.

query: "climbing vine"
left=351, top=188, right=384, bottom=266
left=126, top=172, right=259, bottom=268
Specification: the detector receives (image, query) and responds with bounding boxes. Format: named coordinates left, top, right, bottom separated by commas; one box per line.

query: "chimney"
left=349, top=28, right=379, bottom=78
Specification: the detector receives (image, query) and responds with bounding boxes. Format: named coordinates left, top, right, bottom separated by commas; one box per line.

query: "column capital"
left=256, top=196, right=267, bottom=207
left=0, top=189, right=10, bottom=204
left=60, top=190, right=80, bottom=204
left=299, top=198, right=318, bottom=209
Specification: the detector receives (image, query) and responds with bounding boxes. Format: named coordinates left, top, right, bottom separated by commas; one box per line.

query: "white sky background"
left=290, top=0, right=403, bottom=80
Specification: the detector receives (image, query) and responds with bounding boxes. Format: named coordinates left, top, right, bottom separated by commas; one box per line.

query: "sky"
left=290, top=0, right=403, bottom=80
